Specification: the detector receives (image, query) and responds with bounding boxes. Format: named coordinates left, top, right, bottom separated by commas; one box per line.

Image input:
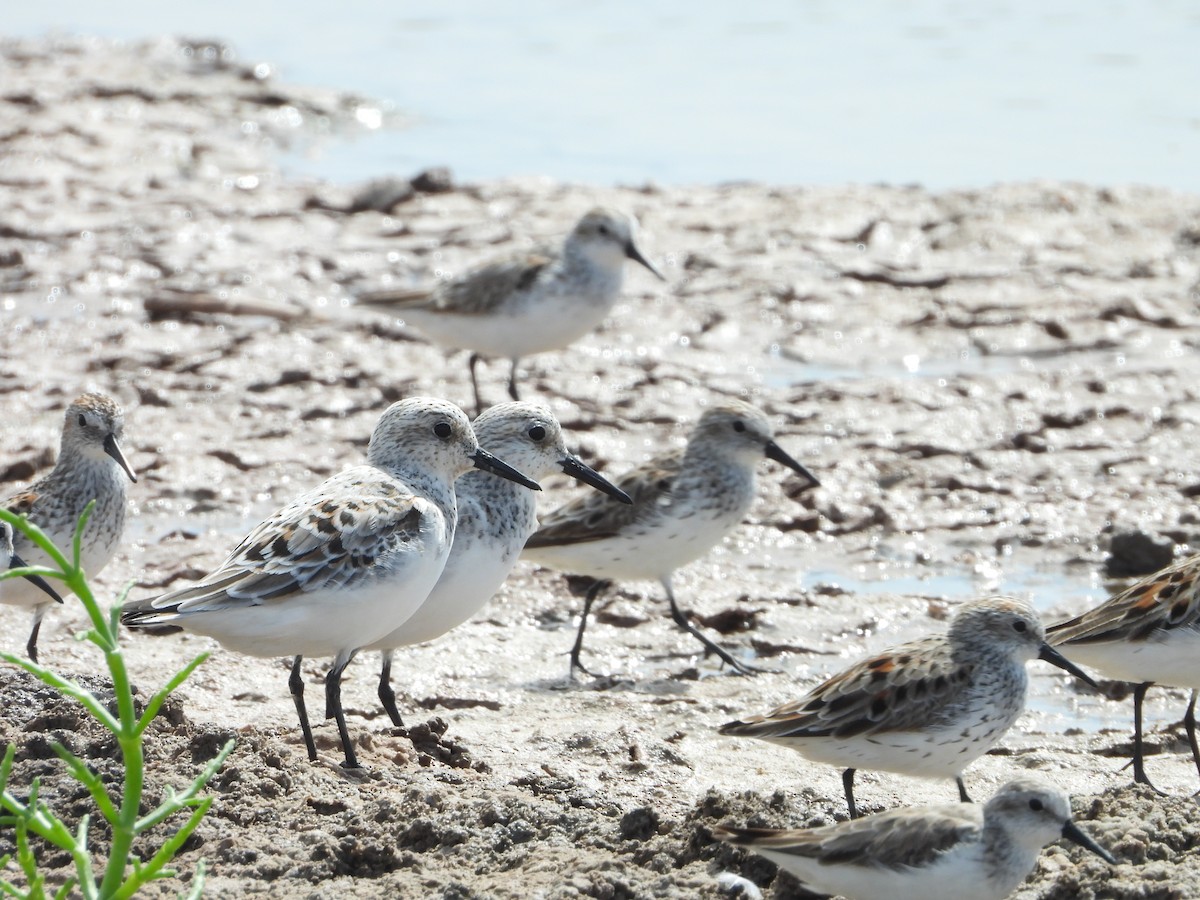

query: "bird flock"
left=2, top=206, right=1194, bottom=898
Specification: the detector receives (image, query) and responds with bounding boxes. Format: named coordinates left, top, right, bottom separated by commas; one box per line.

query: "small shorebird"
left=122, top=398, right=540, bottom=769
left=719, top=596, right=1099, bottom=818
left=357, top=208, right=664, bottom=412
left=362, top=401, right=631, bottom=726
left=523, top=400, right=819, bottom=678
left=713, top=777, right=1115, bottom=900
left=1049, top=553, right=1200, bottom=790
left=0, top=519, right=64, bottom=612
left=1, top=393, right=136, bottom=661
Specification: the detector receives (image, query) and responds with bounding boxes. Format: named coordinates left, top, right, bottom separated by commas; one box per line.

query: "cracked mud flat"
left=2, top=35, right=1200, bottom=899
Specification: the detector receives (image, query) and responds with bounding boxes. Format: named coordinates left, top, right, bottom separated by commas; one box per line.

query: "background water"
left=7, top=1, right=1200, bottom=189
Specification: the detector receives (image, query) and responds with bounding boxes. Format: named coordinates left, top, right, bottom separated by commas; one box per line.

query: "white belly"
left=0, top=573, right=63, bottom=610
left=404, top=293, right=614, bottom=359
left=1057, top=633, right=1200, bottom=689
left=765, top=843, right=1021, bottom=900
left=769, top=713, right=1019, bottom=779
left=1, top=513, right=121, bottom=610
left=524, top=510, right=742, bottom=582
left=173, top=548, right=450, bottom=659
left=365, top=537, right=517, bottom=649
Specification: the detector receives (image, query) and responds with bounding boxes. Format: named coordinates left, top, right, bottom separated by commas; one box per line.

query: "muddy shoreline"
left=2, top=35, right=1200, bottom=899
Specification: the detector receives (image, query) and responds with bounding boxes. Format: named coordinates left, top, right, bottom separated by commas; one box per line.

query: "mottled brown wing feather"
left=121, top=471, right=428, bottom=622
left=716, top=805, right=977, bottom=870
left=720, top=635, right=972, bottom=738
left=428, top=253, right=553, bottom=314
left=525, top=450, right=683, bottom=548
left=356, top=286, right=434, bottom=308
left=1049, top=554, right=1200, bottom=645
left=359, top=252, right=554, bottom=316
left=2, top=489, right=40, bottom=517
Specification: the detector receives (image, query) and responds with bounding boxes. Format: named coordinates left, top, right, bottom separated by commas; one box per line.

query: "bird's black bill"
left=472, top=449, right=541, bottom=491
left=9, top=552, right=63, bottom=604
left=1038, top=643, right=1100, bottom=690
left=625, top=241, right=666, bottom=281
left=559, top=455, right=632, bottom=505
left=764, top=440, right=820, bottom=490
left=103, top=433, right=138, bottom=483
left=1061, top=819, right=1116, bottom=864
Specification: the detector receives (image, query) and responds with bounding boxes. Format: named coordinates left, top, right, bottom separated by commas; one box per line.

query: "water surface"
left=6, top=1, right=1199, bottom=189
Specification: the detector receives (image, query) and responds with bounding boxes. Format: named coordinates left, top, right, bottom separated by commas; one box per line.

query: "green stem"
left=97, top=648, right=142, bottom=899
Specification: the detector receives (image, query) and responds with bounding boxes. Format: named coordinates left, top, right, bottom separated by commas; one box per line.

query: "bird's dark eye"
left=528, top=425, right=546, bottom=442
left=1029, top=798, right=1043, bottom=811
left=1012, top=620, right=1027, bottom=633
left=597, top=224, right=610, bottom=237
left=78, top=415, right=87, bottom=427
left=433, top=422, right=453, bottom=439
left=732, top=421, right=746, bottom=433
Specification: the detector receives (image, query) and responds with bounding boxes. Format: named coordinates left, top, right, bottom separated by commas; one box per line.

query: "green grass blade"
left=135, top=653, right=210, bottom=736
left=50, top=745, right=117, bottom=823
left=0, top=654, right=119, bottom=733
left=135, top=739, right=233, bottom=832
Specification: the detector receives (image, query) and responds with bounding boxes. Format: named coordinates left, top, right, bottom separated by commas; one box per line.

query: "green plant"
left=0, top=505, right=233, bottom=899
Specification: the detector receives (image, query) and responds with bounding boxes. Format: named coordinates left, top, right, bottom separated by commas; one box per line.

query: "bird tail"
left=356, top=287, right=434, bottom=309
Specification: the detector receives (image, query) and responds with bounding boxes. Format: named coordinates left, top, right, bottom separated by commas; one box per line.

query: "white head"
left=689, top=400, right=819, bottom=489
left=472, top=402, right=630, bottom=502
left=367, top=397, right=541, bottom=491
left=984, top=778, right=1114, bottom=863
left=950, top=596, right=1047, bottom=661
left=473, top=402, right=570, bottom=481
left=566, top=208, right=664, bottom=280
left=949, top=596, right=1098, bottom=686
left=61, top=393, right=137, bottom=482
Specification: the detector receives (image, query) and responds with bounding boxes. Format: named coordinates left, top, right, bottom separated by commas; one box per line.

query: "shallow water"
left=799, top=558, right=1104, bottom=615
left=7, top=1, right=1200, bottom=189
left=763, top=339, right=1173, bottom=387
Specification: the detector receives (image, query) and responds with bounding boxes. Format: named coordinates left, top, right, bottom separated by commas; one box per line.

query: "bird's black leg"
left=956, top=776, right=972, bottom=803
left=1130, top=681, right=1165, bottom=793
left=842, top=768, right=859, bottom=819
left=661, top=577, right=762, bottom=676
left=26, top=610, right=43, bottom=664
left=1185, top=689, right=1200, bottom=787
left=507, top=357, right=521, bottom=401
left=289, top=655, right=317, bottom=762
left=569, top=579, right=612, bottom=678
left=378, top=650, right=404, bottom=728
left=469, top=353, right=485, bottom=415
left=325, top=650, right=360, bottom=769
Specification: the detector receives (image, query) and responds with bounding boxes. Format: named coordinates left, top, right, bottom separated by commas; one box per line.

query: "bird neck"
left=50, top=451, right=127, bottom=507
left=980, top=821, right=1041, bottom=893
left=379, top=462, right=458, bottom=524
left=561, top=241, right=624, bottom=289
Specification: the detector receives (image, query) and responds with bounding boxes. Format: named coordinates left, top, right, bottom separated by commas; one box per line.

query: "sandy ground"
left=2, top=35, right=1200, bottom=899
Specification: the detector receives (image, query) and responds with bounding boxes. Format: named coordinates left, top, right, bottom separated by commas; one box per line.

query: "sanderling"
left=713, top=777, right=1115, bottom=900
left=1, top=393, right=136, bottom=661
left=0, top=518, right=64, bottom=610
left=121, top=398, right=540, bottom=769
left=522, top=399, right=819, bottom=678
left=357, top=208, right=664, bottom=412
left=363, top=401, right=632, bottom=726
left=719, top=596, right=1099, bottom=818
left=1049, top=553, right=1200, bottom=790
